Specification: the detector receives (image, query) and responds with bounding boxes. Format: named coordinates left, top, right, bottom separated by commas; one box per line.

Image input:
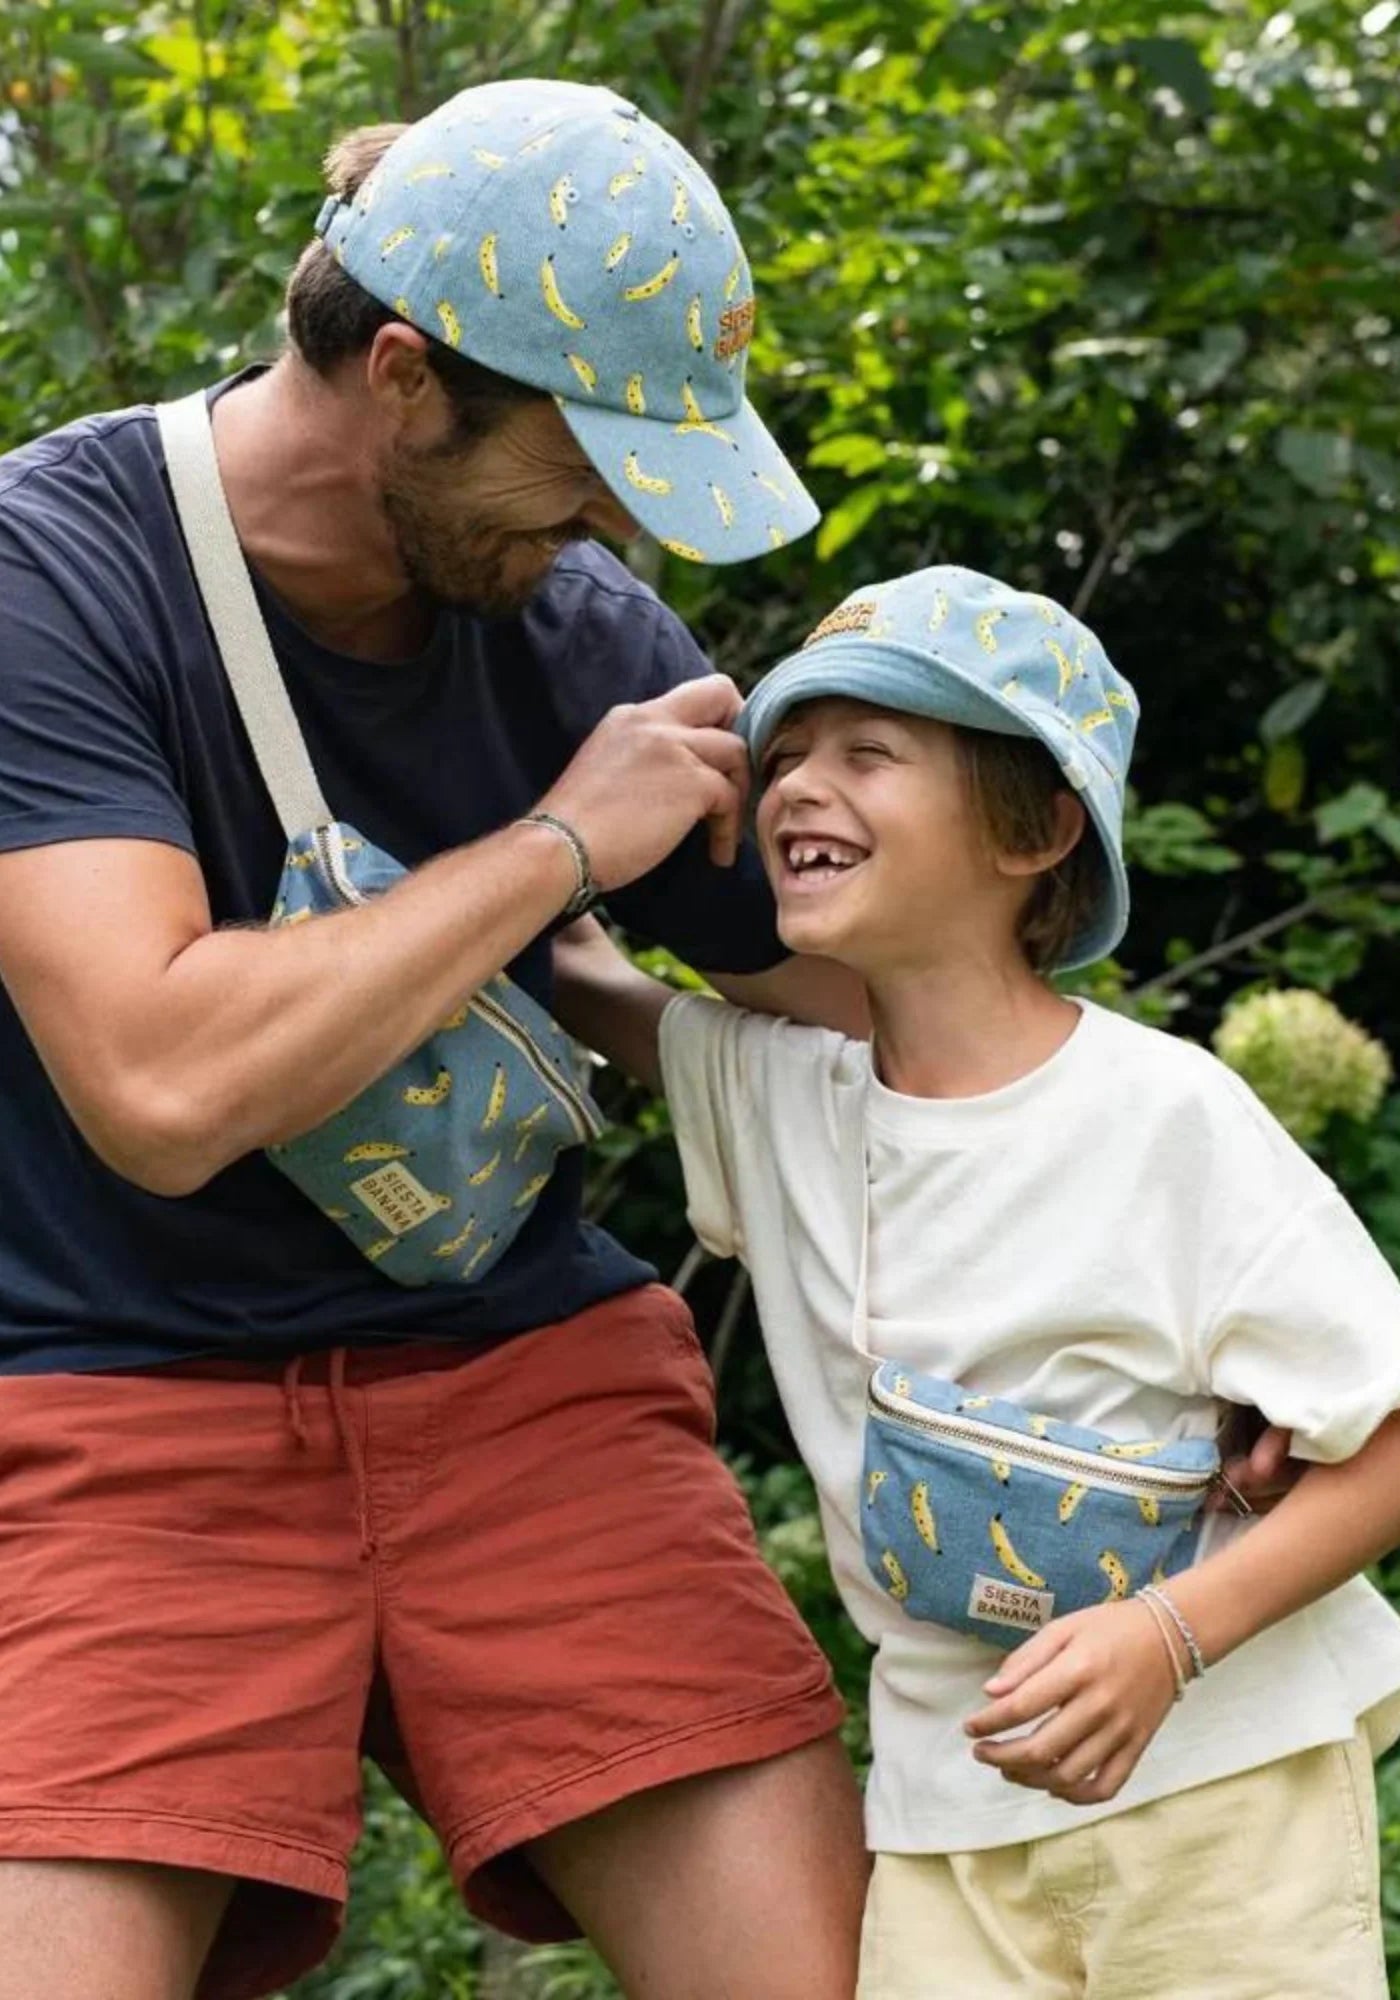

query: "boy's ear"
left=994, top=790, right=1086, bottom=880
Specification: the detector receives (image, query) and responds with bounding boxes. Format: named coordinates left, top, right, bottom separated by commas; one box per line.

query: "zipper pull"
left=1210, top=1468, right=1254, bottom=1517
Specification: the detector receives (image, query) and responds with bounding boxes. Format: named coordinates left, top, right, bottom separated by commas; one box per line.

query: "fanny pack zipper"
left=309, top=823, right=602, bottom=1146
left=868, top=1374, right=1221, bottom=1502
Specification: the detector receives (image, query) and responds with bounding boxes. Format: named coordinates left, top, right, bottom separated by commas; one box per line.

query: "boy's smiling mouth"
left=776, top=831, right=872, bottom=889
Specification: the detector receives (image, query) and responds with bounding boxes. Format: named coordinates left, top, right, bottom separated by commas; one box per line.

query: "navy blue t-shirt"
left=0, top=388, right=783, bottom=1374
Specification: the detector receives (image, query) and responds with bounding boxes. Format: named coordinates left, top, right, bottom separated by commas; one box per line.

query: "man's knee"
left=0, top=1858, right=232, bottom=2000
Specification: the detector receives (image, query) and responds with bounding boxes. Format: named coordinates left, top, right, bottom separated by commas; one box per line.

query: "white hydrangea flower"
left=1213, top=988, right=1393, bottom=1144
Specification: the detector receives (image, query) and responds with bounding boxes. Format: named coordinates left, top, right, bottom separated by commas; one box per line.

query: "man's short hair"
left=284, top=124, right=546, bottom=444
left=955, top=729, right=1105, bottom=975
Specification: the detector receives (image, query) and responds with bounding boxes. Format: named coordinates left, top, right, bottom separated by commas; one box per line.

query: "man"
left=0, top=80, right=868, bottom=2000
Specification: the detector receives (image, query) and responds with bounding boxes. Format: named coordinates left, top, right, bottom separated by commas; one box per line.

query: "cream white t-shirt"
left=659, top=993, right=1400, bottom=1855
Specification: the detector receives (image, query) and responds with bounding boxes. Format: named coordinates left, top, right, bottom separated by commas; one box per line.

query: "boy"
left=553, top=566, right=1400, bottom=1997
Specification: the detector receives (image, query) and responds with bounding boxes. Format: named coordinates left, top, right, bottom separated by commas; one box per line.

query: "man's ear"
left=994, top=789, right=1086, bottom=879
left=363, top=322, right=446, bottom=438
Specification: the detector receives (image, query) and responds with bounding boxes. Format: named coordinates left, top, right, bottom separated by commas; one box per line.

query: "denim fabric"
left=862, top=1360, right=1219, bottom=1651
left=265, top=822, right=603, bottom=1287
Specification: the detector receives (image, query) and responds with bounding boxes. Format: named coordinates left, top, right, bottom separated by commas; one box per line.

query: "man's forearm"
left=115, top=820, right=577, bottom=1192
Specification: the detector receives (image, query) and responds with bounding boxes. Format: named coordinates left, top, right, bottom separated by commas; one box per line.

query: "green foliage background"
left=2, top=1, right=1398, bottom=1992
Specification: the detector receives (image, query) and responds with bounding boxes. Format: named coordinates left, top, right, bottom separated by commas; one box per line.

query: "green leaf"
left=815, top=485, right=886, bottom=562
left=1260, top=679, right=1327, bottom=745
left=52, top=32, right=169, bottom=79
left=1315, top=783, right=1388, bottom=843
left=1128, top=37, right=1214, bottom=117
left=1276, top=428, right=1354, bottom=498
left=1263, top=737, right=1306, bottom=813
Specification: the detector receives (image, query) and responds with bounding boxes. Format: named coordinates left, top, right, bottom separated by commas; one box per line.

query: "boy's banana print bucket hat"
left=315, top=78, right=818, bottom=565
left=739, top=566, right=1140, bottom=970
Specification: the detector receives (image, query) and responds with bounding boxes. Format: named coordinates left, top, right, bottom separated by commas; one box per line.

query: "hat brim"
left=738, top=639, right=1130, bottom=972
left=558, top=392, right=818, bottom=565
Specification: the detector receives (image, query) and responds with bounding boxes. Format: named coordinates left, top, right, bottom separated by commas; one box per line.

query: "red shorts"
left=0, top=1284, right=841, bottom=2000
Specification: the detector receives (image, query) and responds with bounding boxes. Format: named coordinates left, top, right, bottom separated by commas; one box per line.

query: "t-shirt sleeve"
left=0, top=527, right=194, bottom=858
left=1196, top=1082, right=1400, bottom=1463
left=590, top=595, right=786, bottom=976
left=658, top=991, right=768, bottom=1259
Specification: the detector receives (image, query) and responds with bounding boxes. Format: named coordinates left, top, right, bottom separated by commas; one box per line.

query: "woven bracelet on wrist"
left=1134, top=1590, right=1189, bottom=1702
left=1139, top=1583, right=1207, bottom=1682
left=518, top=810, right=597, bottom=921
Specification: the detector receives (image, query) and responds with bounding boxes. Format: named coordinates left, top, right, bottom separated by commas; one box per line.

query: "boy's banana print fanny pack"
left=266, top=823, right=602, bottom=1285
left=862, top=1361, right=1224, bottom=1651
left=158, top=395, right=603, bottom=1289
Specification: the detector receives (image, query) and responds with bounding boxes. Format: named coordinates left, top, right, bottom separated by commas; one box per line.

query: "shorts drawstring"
left=328, top=1348, right=375, bottom=1561
left=281, top=1349, right=375, bottom=1560
left=282, top=1355, right=309, bottom=1448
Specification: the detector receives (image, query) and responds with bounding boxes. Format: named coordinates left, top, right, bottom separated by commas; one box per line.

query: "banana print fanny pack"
left=158, top=395, right=603, bottom=1288
left=862, top=1362, right=1225, bottom=1651
left=848, top=1129, right=1233, bottom=1652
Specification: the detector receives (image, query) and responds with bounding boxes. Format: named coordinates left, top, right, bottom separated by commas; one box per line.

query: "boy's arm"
left=552, top=916, right=673, bottom=1092
left=965, top=1410, right=1400, bottom=1805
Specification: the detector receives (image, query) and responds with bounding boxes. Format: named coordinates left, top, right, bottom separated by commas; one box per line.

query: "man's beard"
left=379, top=445, right=575, bottom=617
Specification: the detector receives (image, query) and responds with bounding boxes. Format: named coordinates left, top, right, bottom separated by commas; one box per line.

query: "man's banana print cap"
left=739, top=567, right=1140, bottom=970
left=314, top=78, right=818, bottom=565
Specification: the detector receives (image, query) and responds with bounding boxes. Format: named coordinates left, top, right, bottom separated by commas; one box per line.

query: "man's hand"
left=1209, top=1414, right=1298, bottom=1514
left=538, top=675, right=750, bottom=889
left=964, top=1601, right=1181, bottom=1806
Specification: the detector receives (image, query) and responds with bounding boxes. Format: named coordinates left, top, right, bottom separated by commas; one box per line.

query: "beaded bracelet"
left=1138, top=1582, right=1207, bottom=1682
left=518, top=810, right=597, bottom=921
left=1134, top=1590, right=1188, bottom=1702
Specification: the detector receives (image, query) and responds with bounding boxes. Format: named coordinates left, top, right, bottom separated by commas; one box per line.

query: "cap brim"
left=558, top=392, right=818, bottom=565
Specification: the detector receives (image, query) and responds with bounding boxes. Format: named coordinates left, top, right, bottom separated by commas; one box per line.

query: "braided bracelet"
left=1134, top=1590, right=1189, bottom=1702
left=517, top=810, right=597, bottom=921
left=1138, top=1583, right=1207, bottom=1682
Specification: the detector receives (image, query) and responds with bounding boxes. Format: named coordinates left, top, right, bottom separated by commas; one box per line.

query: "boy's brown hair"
left=283, top=124, right=545, bottom=444
left=955, top=730, right=1105, bottom=974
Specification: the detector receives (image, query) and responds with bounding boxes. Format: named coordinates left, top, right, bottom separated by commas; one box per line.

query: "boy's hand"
left=963, top=1601, right=1181, bottom=1805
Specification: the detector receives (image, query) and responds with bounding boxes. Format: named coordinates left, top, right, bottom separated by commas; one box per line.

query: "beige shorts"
left=858, top=1736, right=1387, bottom=1999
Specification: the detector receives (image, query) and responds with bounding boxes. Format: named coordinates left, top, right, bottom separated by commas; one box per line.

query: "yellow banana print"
left=519, top=126, right=559, bottom=157
left=403, top=1067, right=452, bottom=1108
left=660, top=539, right=708, bottom=562
left=623, top=252, right=681, bottom=303
left=754, top=472, right=787, bottom=505
left=1138, top=1495, right=1162, bottom=1527
left=604, top=231, right=632, bottom=271
left=436, top=300, right=462, bottom=349
left=1151, top=1562, right=1168, bottom=1588
left=286, top=849, right=317, bottom=868
left=865, top=1469, right=888, bottom=1507
left=282, top=907, right=312, bottom=925
left=433, top=232, right=454, bottom=261
left=513, top=1172, right=552, bottom=1210
left=1028, top=1414, right=1051, bottom=1438
left=1101, top=1440, right=1167, bottom=1460
left=767, top=525, right=788, bottom=550
left=624, top=372, right=646, bottom=415
left=881, top=1549, right=910, bottom=1602
left=989, top=1514, right=1046, bottom=1590
left=1002, top=678, right=1024, bottom=700
left=406, top=162, right=452, bottom=183
left=540, top=255, right=587, bottom=329
left=724, top=261, right=742, bottom=300
left=365, top=1237, right=397, bottom=1262
left=565, top=352, right=598, bottom=393
left=608, top=156, right=646, bottom=197
left=671, top=178, right=691, bottom=226
left=685, top=295, right=705, bottom=351
left=1079, top=708, right=1113, bottom=734
left=547, top=173, right=575, bottom=228
left=911, top=1482, right=941, bottom=1554
left=676, top=378, right=735, bottom=443
left=1099, top=1549, right=1131, bottom=1600
left=1059, top=1482, right=1088, bottom=1524
left=380, top=225, right=416, bottom=256
left=514, top=1103, right=551, bottom=1140
left=1030, top=595, right=1061, bottom=624
left=928, top=588, right=950, bottom=631
left=468, top=1149, right=502, bottom=1187
left=440, top=1003, right=470, bottom=1030
left=1045, top=637, right=1076, bottom=698
left=393, top=296, right=412, bottom=318
left=992, top=1460, right=1012, bottom=1485
left=1107, top=687, right=1136, bottom=711
left=434, top=1215, right=478, bottom=1258
left=959, top=1394, right=994, bottom=1411
left=482, top=1065, right=507, bottom=1130
left=344, top=1142, right=411, bottom=1164
left=710, top=482, right=735, bottom=528
left=322, top=1206, right=350, bottom=1222
left=894, top=1374, right=913, bottom=1398
left=624, top=451, right=672, bottom=496
left=462, top=1233, right=497, bottom=1278
left=976, top=608, right=1007, bottom=653
left=478, top=233, right=502, bottom=297
left=472, top=147, right=506, bottom=169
